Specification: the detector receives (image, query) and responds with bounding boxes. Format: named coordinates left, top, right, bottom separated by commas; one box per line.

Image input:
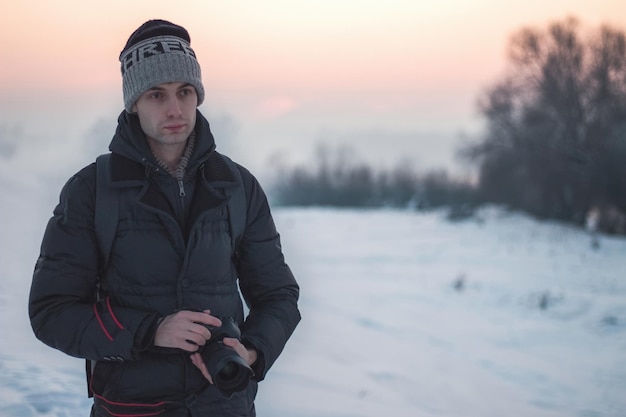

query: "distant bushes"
left=269, top=144, right=478, bottom=214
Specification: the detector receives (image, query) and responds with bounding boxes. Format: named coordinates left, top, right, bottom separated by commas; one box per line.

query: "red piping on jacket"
left=93, top=304, right=114, bottom=341
left=106, top=296, right=125, bottom=329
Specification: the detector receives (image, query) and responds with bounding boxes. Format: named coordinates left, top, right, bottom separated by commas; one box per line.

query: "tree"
left=465, top=17, right=626, bottom=225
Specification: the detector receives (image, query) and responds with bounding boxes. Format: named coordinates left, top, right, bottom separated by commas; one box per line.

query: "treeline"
left=269, top=17, right=626, bottom=234
left=269, top=144, right=477, bottom=217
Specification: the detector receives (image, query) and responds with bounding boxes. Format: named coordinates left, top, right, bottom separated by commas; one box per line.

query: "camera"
left=199, top=316, right=254, bottom=397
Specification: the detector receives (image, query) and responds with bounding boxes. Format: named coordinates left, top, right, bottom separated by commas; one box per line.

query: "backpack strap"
left=221, top=155, right=247, bottom=254
left=95, top=153, right=119, bottom=271
left=87, top=153, right=119, bottom=398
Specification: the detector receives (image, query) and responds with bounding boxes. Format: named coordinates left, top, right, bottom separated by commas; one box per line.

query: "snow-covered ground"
left=1, top=160, right=625, bottom=417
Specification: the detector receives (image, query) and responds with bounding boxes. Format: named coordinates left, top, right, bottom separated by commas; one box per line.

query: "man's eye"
left=149, top=92, right=163, bottom=100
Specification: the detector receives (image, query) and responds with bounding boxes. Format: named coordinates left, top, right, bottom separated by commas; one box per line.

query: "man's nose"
left=166, top=96, right=183, bottom=117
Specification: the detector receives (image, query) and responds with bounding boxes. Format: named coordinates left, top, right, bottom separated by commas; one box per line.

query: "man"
left=29, top=19, right=300, bottom=417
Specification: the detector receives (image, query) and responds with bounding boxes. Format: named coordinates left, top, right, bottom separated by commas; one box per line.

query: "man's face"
left=132, top=82, right=198, bottom=149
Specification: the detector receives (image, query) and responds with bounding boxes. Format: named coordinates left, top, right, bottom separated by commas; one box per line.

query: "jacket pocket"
left=91, top=361, right=182, bottom=416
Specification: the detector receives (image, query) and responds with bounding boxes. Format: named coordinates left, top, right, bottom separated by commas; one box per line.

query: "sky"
left=2, top=0, right=626, bottom=181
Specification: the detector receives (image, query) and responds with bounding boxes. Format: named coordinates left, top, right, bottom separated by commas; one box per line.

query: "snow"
left=1, top=167, right=626, bottom=417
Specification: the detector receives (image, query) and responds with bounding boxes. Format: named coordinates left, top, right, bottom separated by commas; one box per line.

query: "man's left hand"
left=190, top=338, right=258, bottom=383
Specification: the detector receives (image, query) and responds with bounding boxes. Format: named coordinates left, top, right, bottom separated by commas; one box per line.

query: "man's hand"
left=190, top=338, right=258, bottom=383
left=154, top=310, right=221, bottom=352
left=223, top=337, right=258, bottom=367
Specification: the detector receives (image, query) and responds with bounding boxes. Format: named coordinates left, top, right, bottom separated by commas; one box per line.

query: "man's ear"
left=131, top=103, right=137, bottom=113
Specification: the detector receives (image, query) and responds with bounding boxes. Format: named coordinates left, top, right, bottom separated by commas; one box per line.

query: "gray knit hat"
left=119, top=19, right=205, bottom=113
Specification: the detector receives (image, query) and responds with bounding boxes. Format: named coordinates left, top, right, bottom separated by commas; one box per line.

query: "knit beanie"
left=119, top=19, right=205, bottom=113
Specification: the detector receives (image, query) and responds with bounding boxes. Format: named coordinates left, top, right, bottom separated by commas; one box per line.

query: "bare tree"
left=465, top=17, right=626, bottom=226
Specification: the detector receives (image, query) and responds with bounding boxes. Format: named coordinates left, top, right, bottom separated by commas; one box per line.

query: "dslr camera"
left=199, top=316, right=254, bottom=397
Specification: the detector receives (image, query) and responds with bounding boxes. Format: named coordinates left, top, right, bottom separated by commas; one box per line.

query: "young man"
left=29, top=19, right=300, bottom=417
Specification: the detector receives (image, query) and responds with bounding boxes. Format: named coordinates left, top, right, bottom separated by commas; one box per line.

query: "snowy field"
left=1, top=163, right=626, bottom=417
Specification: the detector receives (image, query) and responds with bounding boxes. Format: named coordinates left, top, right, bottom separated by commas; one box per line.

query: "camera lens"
left=219, top=362, right=238, bottom=380
left=197, top=316, right=255, bottom=397
left=203, top=344, right=254, bottom=397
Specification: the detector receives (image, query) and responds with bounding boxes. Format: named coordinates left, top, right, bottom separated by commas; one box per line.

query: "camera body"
left=199, top=316, right=254, bottom=397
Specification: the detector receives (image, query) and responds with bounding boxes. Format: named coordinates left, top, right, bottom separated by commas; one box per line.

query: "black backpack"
left=86, top=153, right=247, bottom=396
left=94, top=152, right=247, bottom=268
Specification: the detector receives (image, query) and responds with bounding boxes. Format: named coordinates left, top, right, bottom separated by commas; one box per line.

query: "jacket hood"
left=108, top=109, right=216, bottom=174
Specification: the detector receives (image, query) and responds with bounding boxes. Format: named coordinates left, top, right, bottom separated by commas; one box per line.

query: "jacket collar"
left=107, top=109, right=238, bottom=188
left=108, top=150, right=239, bottom=188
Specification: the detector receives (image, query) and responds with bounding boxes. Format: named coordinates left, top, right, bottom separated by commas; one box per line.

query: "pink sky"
left=2, top=1, right=625, bottom=176
left=4, top=1, right=624, bottom=94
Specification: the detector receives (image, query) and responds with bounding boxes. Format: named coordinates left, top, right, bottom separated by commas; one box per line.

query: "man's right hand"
left=154, top=310, right=222, bottom=352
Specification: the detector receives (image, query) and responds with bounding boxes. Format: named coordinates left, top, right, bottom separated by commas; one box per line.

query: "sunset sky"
left=2, top=1, right=625, bottom=181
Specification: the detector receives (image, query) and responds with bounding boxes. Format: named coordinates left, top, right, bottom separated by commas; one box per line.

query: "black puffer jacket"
left=29, top=110, right=300, bottom=417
